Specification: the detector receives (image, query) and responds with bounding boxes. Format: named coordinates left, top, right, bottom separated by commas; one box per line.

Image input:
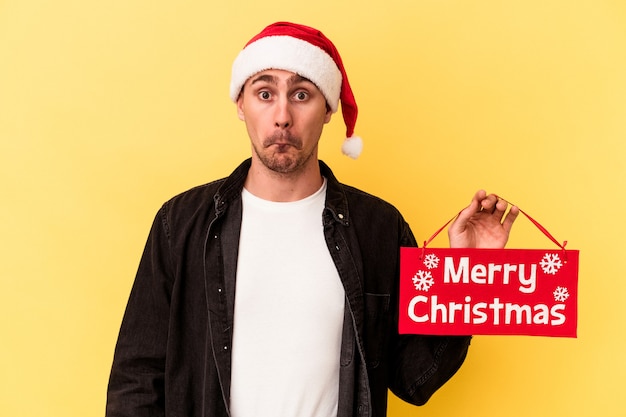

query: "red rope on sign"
left=420, top=197, right=568, bottom=261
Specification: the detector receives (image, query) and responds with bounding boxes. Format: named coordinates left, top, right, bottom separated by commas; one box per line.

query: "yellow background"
left=1, top=0, right=625, bottom=416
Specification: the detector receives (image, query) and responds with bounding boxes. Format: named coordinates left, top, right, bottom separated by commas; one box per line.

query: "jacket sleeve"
left=388, top=334, right=471, bottom=405
left=106, top=206, right=174, bottom=417
left=388, top=219, right=472, bottom=405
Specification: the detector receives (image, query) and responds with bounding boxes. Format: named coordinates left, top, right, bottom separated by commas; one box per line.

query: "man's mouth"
left=264, top=132, right=302, bottom=150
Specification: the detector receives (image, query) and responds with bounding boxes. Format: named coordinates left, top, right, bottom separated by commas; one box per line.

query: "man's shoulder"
left=339, top=182, right=400, bottom=213
left=158, top=178, right=228, bottom=221
left=167, top=178, right=225, bottom=205
left=336, top=181, right=416, bottom=245
left=164, top=159, right=251, bottom=210
left=320, top=160, right=401, bottom=216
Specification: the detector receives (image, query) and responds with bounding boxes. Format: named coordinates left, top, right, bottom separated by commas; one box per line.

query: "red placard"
left=399, top=247, right=579, bottom=337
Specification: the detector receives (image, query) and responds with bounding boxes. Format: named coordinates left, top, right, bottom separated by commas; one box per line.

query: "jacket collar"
left=320, top=160, right=350, bottom=226
left=214, top=158, right=350, bottom=226
left=212, top=158, right=251, bottom=217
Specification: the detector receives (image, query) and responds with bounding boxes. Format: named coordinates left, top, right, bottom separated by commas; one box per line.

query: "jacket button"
left=338, top=213, right=344, bottom=219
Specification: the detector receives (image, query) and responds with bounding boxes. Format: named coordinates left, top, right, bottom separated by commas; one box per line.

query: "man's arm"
left=388, top=334, right=471, bottom=405
left=388, top=190, right=518, bottom=404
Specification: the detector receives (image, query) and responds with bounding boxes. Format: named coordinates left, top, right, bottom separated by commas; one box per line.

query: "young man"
left=106, top=22, right=518, bottom=417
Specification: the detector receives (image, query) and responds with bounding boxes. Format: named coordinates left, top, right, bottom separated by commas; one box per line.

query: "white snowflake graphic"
left=540, top=253, right=563, bottom=275
left=553, top=286, right=570, bottom=302
left=412, top=270, right=435, bottom=292
left=423, top=253, right=440, bottom=270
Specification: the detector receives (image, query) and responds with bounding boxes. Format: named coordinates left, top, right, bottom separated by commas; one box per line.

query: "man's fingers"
left=479, top=194, right=500, bottom=214
left=502, top=205, right=520, bottom=232
left=491, top=197, right=509, bottom=219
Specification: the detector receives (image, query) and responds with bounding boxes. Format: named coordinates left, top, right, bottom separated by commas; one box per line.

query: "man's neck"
left=244, top=158, right=323, bottom=202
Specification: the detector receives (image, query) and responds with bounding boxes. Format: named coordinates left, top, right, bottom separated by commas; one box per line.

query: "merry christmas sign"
left=399, top=206, right=579, bottom=338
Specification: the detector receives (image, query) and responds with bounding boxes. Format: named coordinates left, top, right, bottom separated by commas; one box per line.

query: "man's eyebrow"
left=249, top=73, right=314, bottom=87
left=287, top=74, right=313, bottom=86
left=250, top=74, right=278, bottom=85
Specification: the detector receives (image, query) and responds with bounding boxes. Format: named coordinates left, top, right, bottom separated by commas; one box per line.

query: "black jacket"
left=106, top=159, right=471, bottom=417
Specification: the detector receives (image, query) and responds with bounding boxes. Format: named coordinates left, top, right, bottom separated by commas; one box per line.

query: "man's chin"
left=265, top=150, right=317, bottom=174
left=267, top=160, right=299, bottom=174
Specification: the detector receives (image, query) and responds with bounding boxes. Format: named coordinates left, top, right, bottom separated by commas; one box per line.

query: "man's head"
left=230, top=22, right=362, bottom=159
left=236, top=68, right=331, bottom=175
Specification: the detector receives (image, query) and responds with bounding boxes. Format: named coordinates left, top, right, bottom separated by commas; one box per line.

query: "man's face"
left=237, top=69, right=332, bottom=175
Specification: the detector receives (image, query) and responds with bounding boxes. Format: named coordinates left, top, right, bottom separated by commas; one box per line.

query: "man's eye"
left=294, top=91, right=308, bottom=101
left=259, top=91, right=271, bottom=100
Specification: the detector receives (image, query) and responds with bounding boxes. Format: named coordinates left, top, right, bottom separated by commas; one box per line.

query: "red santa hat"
left=230, top=21, right=363, bottom=159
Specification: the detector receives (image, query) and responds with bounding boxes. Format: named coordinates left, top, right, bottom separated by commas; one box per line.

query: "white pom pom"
left=341, top=136, right=363, bottom=159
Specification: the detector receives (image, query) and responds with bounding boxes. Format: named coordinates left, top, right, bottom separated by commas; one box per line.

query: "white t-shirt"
left=230, top=179, right=345, bottom=417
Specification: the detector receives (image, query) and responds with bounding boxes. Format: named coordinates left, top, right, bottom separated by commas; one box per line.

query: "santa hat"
left=230, top=21, right=363, bottom=159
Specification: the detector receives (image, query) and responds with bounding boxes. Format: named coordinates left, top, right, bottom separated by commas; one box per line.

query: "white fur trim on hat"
left=230, top=36, right=343, bottom=112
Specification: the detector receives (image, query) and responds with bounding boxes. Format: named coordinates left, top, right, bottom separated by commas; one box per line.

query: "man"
left=106, top=22, right=518, bottom=417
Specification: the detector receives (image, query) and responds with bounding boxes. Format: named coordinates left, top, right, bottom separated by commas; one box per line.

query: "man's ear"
left=324, top=106, right=332, bottom=124
left=236, top=95, right=245, bottom=121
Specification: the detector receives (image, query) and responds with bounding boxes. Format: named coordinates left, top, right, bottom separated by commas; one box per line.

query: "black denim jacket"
left=106, top=159, right=471, bottom=417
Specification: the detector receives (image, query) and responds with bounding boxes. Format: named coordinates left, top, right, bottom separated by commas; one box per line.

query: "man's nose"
left=274, top=97, right=292, bottom=129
